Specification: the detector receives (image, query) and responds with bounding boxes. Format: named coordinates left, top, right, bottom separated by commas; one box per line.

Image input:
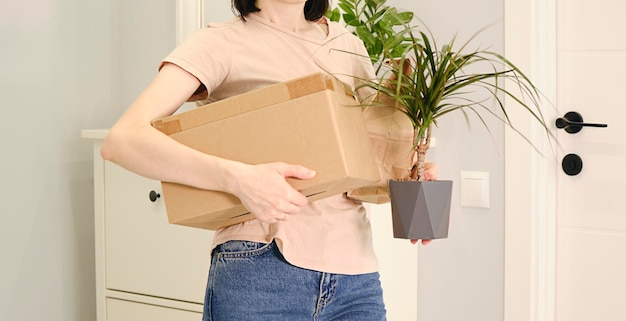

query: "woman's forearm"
left=101, top=124, right=244, bottom=194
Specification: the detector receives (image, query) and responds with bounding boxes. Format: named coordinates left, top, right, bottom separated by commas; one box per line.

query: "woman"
left=101, top=0, right=434, bottom=320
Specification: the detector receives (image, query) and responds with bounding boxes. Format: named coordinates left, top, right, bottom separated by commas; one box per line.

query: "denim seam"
left=314, top=272, right=338, bottom=320
left=314, top=273, right=324, bottom=321
left=218, top=241, right=274, bottom=259
left=204, top=253, right=218, bottom=321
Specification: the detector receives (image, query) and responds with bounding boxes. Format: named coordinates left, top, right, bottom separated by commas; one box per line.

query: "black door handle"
left=556, top=111, right=607, bottom=134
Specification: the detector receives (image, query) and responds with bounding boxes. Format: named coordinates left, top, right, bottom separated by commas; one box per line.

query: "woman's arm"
left=101, top=63, right=231, bottom=190
left=101, top=63, right=315, bottom=223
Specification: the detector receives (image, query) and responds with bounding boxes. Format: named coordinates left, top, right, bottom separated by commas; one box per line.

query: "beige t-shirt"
left=162, top=14, right=380, bottom=275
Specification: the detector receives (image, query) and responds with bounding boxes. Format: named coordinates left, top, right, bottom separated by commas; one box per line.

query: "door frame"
left=504, top=0, right=558, bottom=320
left=176, top=0, right=204, bottom=45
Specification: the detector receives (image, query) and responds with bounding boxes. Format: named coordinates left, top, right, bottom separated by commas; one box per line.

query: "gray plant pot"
left=388, top=180, right=453, bottom=240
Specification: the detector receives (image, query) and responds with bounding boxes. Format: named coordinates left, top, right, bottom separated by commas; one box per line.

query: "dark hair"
left=232, top=0, right=329, bottom=22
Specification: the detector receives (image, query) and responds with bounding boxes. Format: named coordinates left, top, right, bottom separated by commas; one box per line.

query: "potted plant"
left=329, top=0, right=552, bottom=239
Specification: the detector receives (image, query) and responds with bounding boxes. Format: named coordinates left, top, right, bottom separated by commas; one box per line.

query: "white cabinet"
left=107, top=298, right=202, bottom=321
left=83, top=130, right=213, bottom=321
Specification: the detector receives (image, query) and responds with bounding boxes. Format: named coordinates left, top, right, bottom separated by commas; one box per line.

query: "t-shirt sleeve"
left=159, top=26, right=232, bottom=101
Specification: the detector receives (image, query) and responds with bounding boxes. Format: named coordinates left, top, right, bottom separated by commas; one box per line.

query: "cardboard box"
left=152, top=73, right=380, bottom=230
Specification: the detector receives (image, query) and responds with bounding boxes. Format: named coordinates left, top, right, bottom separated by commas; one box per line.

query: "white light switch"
left=460, top=171, right=490, bottom=208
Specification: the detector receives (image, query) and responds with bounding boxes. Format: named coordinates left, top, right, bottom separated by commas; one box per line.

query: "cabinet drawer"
left=104, top=161, right=214, bottom=304
left=106, top=298, right=202, bottom=321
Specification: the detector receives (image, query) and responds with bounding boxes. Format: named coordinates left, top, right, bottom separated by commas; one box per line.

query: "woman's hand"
left=229, top=162, right=316, bottom=224
left=410, top=162, right=439, bottom=245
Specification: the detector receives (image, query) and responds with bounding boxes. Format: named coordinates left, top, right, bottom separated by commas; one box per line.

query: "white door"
left=554, top=1, right=626, bottom=319
left=504, top=1, right=626, bottom=320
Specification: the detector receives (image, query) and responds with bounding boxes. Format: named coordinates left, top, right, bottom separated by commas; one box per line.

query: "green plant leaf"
left=397, top=12, right=414, bottom=24
left=356, top=25, right=377, bottom=46
left=381, top=8, right=403, bottom=26
left=337, top=0, right=355, bottom=13
left=326, top=8, right=341, bottom=22
left=384, top=32, right=407, bottom=50
left=366, top=7, right=388, bottom=24
left=343, top=13, right=360, bottom=26
left=365, top=0, right=382, bottom=9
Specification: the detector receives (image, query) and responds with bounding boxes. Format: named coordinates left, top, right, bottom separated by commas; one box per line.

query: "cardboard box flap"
left=152, top=73, right=354, bottom=135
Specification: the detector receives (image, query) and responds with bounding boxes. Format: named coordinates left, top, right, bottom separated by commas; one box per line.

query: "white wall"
left=0, top=1, right=174, bottom=320
left=0, top=0, right=504, bottom=320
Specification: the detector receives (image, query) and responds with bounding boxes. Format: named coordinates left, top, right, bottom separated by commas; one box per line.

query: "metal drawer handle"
left=149, top=190, right=161, bottom=203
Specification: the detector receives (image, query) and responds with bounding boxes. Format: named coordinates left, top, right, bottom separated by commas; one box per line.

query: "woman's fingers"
left=233, top=162, right=316, bottom=223
left=423, top=162, right=440, bottom=181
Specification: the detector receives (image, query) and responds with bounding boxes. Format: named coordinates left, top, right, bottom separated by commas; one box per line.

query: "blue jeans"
left=203, top=240, right=387, bottom=321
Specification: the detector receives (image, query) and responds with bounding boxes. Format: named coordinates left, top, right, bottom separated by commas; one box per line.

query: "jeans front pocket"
left=215, top=240, right=273, bottom=261
left=205, top=240, right=280, bottom=321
